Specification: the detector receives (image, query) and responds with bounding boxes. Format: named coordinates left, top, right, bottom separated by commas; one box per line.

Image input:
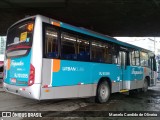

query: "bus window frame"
left=135, top=50, right=140, bottom=66
left=59, top=26, right=120, bottom=64
left=119, top=46, right=131, bottom=66
left=140, top=51, right=149, bottom=67
left=60, top=31, right=78, bottom=60
left=130, top=50, right=140, bottom=66
left=43, top=23, right=128, bottom=65
left=43, top=23, right=60, bottom=59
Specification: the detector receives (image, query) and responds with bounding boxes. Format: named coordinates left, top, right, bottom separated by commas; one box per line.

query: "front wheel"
left=95, top=81, right=110, bottom=103
left=142, top=79, right=148, bottom=92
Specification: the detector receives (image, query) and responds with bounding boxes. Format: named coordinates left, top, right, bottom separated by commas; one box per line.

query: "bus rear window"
left=6, top=19, right=35, bottom=58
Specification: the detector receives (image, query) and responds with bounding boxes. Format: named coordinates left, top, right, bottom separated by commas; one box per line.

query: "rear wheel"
left=142, top=79, right=148, bottom=92
left=96, top=81, right=110, bottom=103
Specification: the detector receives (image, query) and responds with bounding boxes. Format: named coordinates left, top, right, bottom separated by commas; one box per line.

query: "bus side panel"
left=91, top=63, right=122, bottom=93
left=41, top=59, right=52, bottom=87
left=52, top=60, right=92, bottom=86
left=51, top=60, right=121, bottom=96
left=143, top=67, right=151, bottom=85
left=123, top=66, right=144, bottom=90
left=40, top=59, right=122, bottom=100
left=40, top=59, right=79, bottom=99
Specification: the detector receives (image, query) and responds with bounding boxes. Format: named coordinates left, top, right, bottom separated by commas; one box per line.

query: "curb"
left=0, top=88, right=5, bottom=92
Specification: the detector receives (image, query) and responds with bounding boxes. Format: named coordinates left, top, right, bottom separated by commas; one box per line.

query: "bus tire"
left=142, top=79, right=148, bottom=92
left=95, top=81, right=110, bottom=103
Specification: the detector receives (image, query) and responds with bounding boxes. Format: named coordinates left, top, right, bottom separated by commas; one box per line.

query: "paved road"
left=0, top=91, right=90, bottom=111
left=0, top=83, right=160, bottom=120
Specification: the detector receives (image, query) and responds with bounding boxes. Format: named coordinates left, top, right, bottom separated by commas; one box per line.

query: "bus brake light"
left=28, top=64, right=35, bottom=86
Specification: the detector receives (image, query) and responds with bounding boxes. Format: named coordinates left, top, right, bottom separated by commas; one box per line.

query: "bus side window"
left=91, top=41, right=112, bottom=63
left=130, top=51, right=136, bottom=66
left=61, top=32, right=77, bottom=60
left=91, top=41, right=103, bottom=62
left=105, top=44, right=112, bottom=63
left=45, top=27, right=58, bottom=58
left=140, top=52, right=149, bottom=66
left=112, top=45, right=118, bottom=64
left=135, top=51, right=140, bottom=66
left=77, top=37, right=90, bottom=61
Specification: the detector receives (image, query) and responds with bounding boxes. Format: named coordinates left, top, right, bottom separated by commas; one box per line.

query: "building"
left=0, top=36, right=6, bottom=61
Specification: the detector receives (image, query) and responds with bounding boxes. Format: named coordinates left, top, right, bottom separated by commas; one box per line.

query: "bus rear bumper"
left=3, top=82, right=41, bottom=100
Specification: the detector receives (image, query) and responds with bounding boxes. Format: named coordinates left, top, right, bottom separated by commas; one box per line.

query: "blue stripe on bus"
left=60, top=22, right=142, bottom=50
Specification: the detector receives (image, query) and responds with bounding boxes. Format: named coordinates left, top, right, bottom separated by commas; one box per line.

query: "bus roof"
left=49, top=17, right=151, bottom=53
left=62, top=23, right=152, bottom=52
left=7, top=14, right=152, bottom=53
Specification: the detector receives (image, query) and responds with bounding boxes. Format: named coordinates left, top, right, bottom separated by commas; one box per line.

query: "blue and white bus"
left=3, top=15, right=156, bottom=103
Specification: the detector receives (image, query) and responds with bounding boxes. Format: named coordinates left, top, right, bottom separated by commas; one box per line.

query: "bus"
left=3, top=15, right=157, bottom=103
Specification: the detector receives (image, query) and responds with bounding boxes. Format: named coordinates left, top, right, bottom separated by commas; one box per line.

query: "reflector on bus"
left=52, top=21, right=60, bottom=27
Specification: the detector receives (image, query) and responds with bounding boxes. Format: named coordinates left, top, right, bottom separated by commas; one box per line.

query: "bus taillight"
left=28, top=64, right=35, bottom=86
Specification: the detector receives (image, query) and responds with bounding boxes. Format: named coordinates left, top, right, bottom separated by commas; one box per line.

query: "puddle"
left=146, top=99, right=160, bottom=104
left=150, top=95, right=160, bottom=99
